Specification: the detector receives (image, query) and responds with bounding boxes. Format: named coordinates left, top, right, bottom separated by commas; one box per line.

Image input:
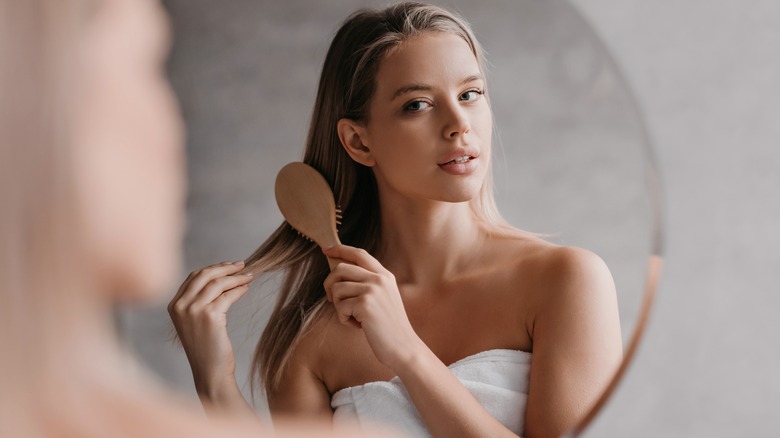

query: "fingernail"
left=233, top=260, right=245, bottom=265
left=244, top=272, right=253, bottom=277
left=220, top=261, right=231, bottom=265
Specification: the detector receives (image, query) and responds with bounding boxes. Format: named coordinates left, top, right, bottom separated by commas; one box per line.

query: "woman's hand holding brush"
left=322, top=244, right=425, bottom=374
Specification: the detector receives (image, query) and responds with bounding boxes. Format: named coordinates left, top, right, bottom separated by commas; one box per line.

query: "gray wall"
left=117, top=0, right=780, bottom=435
left=576, top=1, right=780, bottom=436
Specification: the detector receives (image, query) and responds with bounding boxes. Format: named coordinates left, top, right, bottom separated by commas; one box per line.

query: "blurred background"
left=116, top=0, right=779, bottom=436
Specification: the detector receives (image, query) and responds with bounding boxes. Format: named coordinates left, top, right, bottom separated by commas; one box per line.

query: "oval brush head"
left=274, top=162, right=343, bottom=267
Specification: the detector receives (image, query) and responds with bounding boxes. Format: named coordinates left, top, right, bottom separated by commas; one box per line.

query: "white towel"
left=331, top=349, right=532, bottom=438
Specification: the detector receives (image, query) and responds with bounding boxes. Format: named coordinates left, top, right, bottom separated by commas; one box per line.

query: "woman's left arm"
left=321, top=245, right=622, bottom=438
left=520, top=246, right=623, bottom=438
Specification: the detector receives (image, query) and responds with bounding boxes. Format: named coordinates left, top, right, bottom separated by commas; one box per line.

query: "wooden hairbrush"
left=274, top=162, right=344, bottom=270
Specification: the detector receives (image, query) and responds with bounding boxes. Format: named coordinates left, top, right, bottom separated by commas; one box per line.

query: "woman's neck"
left=37, top=285, right=153, bottom=397
left=377, top=192, right=485, bottom=287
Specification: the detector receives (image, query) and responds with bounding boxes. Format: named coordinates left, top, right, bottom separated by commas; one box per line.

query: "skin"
left=74, top=0, right=185, bottom=300
left=31, top=0, right=196, bottom=434
left=172, top=32, right=622, bottom=438
left=66, top=0, right=184, bottom=389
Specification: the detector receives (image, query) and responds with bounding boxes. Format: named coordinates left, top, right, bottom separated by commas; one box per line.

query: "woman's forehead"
left=373, top=32, right=482, bottom=100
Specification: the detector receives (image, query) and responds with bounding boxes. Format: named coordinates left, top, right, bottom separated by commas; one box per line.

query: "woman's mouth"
left=438, top=156, right=478, bottom=175
left=442, top=156, right=473, bottom=165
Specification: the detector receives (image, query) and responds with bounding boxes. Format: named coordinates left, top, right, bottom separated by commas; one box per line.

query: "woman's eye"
left=460, top=89, right=484, bottom=101
left=403, top=100, right=430, bottom=113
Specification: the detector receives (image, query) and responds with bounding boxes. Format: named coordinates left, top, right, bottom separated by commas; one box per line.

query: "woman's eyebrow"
left=390, top=74, right=484, bottom=101
left=391, top=83, right=431, bottom=101
left=460, top=74, right=484, bottom=86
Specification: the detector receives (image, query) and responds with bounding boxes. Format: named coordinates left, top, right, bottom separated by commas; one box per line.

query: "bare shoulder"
left=533, top=244, right=613, bottom=289
left=266, top=306, right=334, bottom=416
left=282, top=306, right=338, bottom=385
left=504, top=238, right=615, bottom=305
left=490, top=235, right=618, bottom=334
left=518, top=241, right=622, bottom=357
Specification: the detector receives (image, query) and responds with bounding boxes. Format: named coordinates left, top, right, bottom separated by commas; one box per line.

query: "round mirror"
left=119, top=0, right=662, bottom=435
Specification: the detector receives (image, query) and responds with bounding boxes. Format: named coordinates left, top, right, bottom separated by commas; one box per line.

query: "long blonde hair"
left=247, top=1, right=520, bottom=397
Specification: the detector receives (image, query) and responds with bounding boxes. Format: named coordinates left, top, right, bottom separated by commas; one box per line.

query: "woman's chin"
left=109, top=244, right=182, bottom=305
left=115, top=267, right=178, bottom=305
left=436, top=186, right=482, bottom=203
left=447, top=179, right=486, bottom=201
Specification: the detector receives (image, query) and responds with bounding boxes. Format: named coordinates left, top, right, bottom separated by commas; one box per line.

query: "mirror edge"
left=561, top=0, right=666, bottom=435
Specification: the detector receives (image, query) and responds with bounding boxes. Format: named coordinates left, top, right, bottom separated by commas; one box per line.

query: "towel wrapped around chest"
left=330, top=349, right=532, bottom=438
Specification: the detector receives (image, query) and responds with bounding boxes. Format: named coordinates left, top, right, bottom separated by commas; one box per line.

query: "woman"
left=0, top=0, right=387, bottom=437
left=170, top=2, right=623, bottom=437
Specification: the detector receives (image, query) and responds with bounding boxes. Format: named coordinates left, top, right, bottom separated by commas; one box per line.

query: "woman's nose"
left=442, top=102, right=471, bottom=140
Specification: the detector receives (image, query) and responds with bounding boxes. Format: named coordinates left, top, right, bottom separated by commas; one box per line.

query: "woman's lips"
left=438, top=156, right=478, bottom=175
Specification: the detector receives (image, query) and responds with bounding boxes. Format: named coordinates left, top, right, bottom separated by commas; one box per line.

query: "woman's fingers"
left=171, top=261, right=230, bottom=302
left=211, top=283, right=252, bottom=314
left=322, top=245, right=385, bottom=273
left=331, top=295, right=364, bottom=328
left=323, top=262, right=371, bottom=300
left=329, top=280, right=366, bottom=304
left=174, top=261, right=247, bottom=305
left=191, top=272, right=254, bottom=306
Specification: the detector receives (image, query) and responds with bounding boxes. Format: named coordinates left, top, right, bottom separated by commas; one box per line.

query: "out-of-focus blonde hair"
left=0, top=1, right=97, bottom=433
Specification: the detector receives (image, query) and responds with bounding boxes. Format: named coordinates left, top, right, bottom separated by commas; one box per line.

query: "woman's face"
left=73, top=0, right=185, bottom=301
left=362, top=31, right=492, bottom=204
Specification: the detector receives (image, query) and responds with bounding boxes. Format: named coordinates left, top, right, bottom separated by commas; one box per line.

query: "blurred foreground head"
left=0, top=0, right=183, bottom=435
left=0, top=0, right=186, bottom=313
left=0, top=1, right=399, bottom=437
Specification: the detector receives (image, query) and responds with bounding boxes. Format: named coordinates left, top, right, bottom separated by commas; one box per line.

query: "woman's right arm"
left=168, top=260, right=257, bottom=420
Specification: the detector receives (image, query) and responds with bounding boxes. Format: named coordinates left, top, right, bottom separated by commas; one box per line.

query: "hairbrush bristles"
left=292, top=226, right=314, bottom=243
left=335, top=206, right=343, bottom=230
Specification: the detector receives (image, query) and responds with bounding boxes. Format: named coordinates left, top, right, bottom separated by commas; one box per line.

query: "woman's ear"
left=337, top=118, right=376, bottom=167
